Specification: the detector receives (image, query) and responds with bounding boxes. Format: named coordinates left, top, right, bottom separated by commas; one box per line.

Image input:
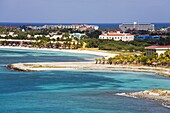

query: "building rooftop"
left=100, top=32, right=133, bottom=37
left=145, top=45, right=170, bottom=49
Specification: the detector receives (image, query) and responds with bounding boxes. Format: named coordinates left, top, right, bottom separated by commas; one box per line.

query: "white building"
left=45, top=35, right=50, bottom=38
left=90, top=25, right=99, bottom=30
left=0, top=34, right=7, bottom=37
left=8, top=32, right=18, bottom=37
left=99, top=32, right=134, bottom=41
left=34, top=35, right=43, bottom=38
left=145, top=45, right=170, bottom=56
left=50, top=35, right=62, bottom=40
left=27, top=34, right=32, bottom=38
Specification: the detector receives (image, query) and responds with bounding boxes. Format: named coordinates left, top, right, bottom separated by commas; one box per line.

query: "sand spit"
left=7, top=62, right=170, bottom=77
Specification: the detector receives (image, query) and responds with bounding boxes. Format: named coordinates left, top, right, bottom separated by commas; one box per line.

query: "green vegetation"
left=98, top=40, right=143, bottom=51
left=1, top=26, right=170, bottom=52
left=95, top=50, right=170, bottom=67
left=82, top=38, right=151, bottom=52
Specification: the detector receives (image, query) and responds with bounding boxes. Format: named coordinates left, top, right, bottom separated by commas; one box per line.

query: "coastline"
left=0, top=46, right=116, bottom=58
left=115, top=90, right=170, bottom=108
left=3, top=46, right=170, bottom=77
left=4, top=46, right=170, bottom=109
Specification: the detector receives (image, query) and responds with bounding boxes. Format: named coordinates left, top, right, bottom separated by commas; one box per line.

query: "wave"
left=162, top=103, right=170, bottom=109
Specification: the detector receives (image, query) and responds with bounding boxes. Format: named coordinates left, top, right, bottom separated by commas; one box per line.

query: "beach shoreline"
left=4, top=46, right=170, bottom=109
left=0, top=46, right=116, bottom=58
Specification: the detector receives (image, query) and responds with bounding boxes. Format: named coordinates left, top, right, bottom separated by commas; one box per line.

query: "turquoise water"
left=0, top=48, right=170, bottom=113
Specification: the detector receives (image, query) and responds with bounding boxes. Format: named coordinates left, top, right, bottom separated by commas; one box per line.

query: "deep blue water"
left=0, top=48, right=170, bottom=113
left=0, top=22, right=170, bottom=28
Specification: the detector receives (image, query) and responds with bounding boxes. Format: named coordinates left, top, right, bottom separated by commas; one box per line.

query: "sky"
left=0, top=0, right=169, bottom=23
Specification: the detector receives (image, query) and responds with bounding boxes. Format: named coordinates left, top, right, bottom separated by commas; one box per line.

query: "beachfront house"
left=145, top=45, right=170, bottom=57
left=99, top=31, right=134, bottom=41
left=0, top=39, right=36, bottom=46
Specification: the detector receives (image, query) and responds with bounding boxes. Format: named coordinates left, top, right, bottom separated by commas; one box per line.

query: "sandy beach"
left=4, top=46, right=170, bottom=77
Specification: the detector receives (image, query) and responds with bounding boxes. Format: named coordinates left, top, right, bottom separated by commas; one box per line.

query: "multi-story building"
left=99, top=31, right=134, bottom=41
left=119, top=22, right=155, bottom=31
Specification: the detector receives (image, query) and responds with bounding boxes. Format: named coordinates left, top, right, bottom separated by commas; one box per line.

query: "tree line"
left=95, top=51, right=170, bottom=67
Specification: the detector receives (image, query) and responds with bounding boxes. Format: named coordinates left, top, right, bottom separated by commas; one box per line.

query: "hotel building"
left=119, top=22, right=155, bottom=31
left=99, top=32, right=134, bottom=41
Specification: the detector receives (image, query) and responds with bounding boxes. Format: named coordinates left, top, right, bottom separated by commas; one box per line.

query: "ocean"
left=0, top=48, right=170, bottom=113
left=0, top=22, right=170, bottom=28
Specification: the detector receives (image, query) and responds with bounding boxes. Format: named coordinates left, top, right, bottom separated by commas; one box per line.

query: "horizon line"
left=0, top=22, right=170, bottom=24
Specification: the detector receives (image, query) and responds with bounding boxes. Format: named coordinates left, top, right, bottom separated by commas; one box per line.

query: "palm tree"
left=146, top=59, right=151, bottom=66
left=108, top=57, right=113, bottom=65
left=102, top=57, right=106, bottom=64
left=98, top=58, right=102, bottom=64
left=95, top=58, right=98, bottom=64
left=56, top=42, right=61, bottom=48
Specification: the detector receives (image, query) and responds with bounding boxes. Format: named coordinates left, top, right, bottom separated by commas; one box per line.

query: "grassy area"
left=78, top=47, right=139, bottom=55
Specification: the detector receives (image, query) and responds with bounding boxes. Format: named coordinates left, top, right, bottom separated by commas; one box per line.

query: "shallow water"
left=0, top=48, right=170, bottom=113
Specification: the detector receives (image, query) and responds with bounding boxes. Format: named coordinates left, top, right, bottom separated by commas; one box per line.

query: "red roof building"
left=145, top=45, right=170, bottom=56
left=99, top=32, right=134, bottom=41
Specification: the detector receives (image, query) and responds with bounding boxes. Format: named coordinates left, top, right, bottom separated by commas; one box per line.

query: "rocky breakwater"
left=7, top=63, right=38, bottom=72
left=116, top=89, right=170, bottom=108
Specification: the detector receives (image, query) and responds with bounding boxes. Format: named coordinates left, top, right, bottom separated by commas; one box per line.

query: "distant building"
left=70, top=33, right=86, bottom=39
left=8, top=32, right=18, bottom=37
left=99, top=31, right=134, bottom=41
left=78, top=26, right=88, bottom=31
left=0, top=34, right=7, bottom=37
left=57, top=24, right=63, bottom=29
left=27, top=34, right=32, bottom=38
left=145, top=45, right=170, bottom=56
left=72, top=24, right=80, bottom=29
left=34, top=35, right=43, bottom=38
left=119, top=22, right=155, bottom=31
left=135, top=35, right=160, bottom=40
left=0, top=39, right=36, bottom=46
left=50, top=35, right=62, bottom=40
